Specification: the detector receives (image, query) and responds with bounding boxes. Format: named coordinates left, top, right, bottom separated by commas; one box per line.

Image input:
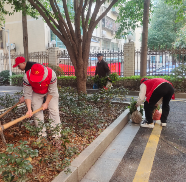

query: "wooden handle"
left=0, top=102, right=20, bottom=119
left=0, top=107, right=43, bottom=132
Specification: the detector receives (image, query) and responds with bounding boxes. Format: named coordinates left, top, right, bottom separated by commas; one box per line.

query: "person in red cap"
left=13, top=57, right=36, bottom=103
left=13, top=56, right=36, bottom=72
left=136, top=77, right=175, bottom=128
left=23, top=64, right=60, bottom=139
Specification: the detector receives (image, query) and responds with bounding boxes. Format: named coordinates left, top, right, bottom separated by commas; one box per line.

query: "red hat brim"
left=30, top=73, right=43, bottom=82
left=13, top=63, right=19, bottom=68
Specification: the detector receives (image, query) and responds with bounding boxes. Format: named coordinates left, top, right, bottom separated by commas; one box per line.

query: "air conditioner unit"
left=10, top=43, right=16, bottom=50
left=102, top=30, right=107, bottom=37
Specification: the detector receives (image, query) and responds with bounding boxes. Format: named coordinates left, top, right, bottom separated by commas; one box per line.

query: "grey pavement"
left=81, top=100, right=186, bottom=182
left=149, top=101, right=186, bottom=182
left=81, top=121, right=141, bottom=182
left=0, top=86, right=23, bottom=95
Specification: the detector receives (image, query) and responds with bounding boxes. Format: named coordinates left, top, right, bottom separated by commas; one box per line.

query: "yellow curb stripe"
left=133, top=124, right=162, bottom=182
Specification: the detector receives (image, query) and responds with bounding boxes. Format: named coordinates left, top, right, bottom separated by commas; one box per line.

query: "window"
left=151, top=56, right=156, bottom=63
left=159, top=56, right=163, bottom=63
left=166, top=56, right=168, bottom=61
left=111, top=42, right=118, bottom=50
left=102, top=40, right=110, bottom=50
left=51, top=31, right=66, bottom=49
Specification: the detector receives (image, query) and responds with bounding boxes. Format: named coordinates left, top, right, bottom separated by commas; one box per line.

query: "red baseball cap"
left=13, top=57, right=25, bottom=68
left=30, top=64, right=44, bottom=82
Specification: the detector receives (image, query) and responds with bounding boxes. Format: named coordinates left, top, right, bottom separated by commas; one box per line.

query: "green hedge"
left=10, top=74, right=186, bottom=92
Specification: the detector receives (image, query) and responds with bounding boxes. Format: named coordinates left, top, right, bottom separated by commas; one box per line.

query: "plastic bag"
left=152, top=109, right=161, bottom=120
left=105, top=80, right=112, bottom=89
left=131, top=110, right=142, bottom=124
left=93, top=83, right=98, bottom=89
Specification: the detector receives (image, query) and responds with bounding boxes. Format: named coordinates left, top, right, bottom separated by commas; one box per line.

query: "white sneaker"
left=161, top=123, right=167, bottom=127
left=141, top=120, right=154, bottom=128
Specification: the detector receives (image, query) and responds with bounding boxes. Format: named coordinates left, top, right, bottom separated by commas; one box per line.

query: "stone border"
left=52, top=108, right=130, bottom=182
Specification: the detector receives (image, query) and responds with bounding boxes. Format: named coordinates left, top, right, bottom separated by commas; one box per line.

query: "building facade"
left=0, top=1, right=142, bottom=55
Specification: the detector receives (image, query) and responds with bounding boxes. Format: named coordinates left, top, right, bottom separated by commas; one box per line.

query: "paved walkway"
left=81, top=100, right=186, bottom=182
left=0, top=86, right=23, bottom=95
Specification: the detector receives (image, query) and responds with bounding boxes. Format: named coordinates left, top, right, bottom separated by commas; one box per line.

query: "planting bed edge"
left=52, top=108, right=130, bottom=182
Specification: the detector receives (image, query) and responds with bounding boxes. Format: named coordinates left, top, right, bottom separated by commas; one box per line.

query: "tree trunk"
left=22, top=3, right=29, bottom=62
left=76, top=66, right=87, bottom=94
left=140, top=0, right=150, bottom=77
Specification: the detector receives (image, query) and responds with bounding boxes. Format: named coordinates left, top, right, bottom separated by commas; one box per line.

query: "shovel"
left=0, top=107, right=43, bottom=147
left=0, top=101, right=20, bottom=119
left=0, top=101, right=20, bottom=146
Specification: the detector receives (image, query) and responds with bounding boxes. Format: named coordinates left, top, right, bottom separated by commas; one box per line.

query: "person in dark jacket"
left=13, top=56, right=36, bottom=73
left=13, top=56, right=37, bottom=103
left=136, top=78, right=175, bottom=128
left=95, top=53, right=110, bottom=78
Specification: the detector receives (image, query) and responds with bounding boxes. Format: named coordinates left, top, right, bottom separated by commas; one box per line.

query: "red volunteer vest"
left=143, top=78, right=175, bottom=102
left=26, top=67, right=52, bottom=94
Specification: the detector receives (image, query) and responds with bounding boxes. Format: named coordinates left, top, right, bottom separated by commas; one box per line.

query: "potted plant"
left=128, top=97, right=143, bottom=124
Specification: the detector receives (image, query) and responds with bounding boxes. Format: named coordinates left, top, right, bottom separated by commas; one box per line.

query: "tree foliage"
left=115, top=0, right=154, bottom=39
left=173, top=25, right=186, bottom=48
left=0, top=1, right=5, bottom=26
left=0, top=0, right=119, bottom=93
left=148, top=0, right=186, bottom=49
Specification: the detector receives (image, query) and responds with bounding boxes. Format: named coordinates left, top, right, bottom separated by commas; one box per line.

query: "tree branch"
left=85, top=0, right=94, bottom=31
left=89, top=0, right=102, bottom=29
left=62, top=0, right=77, bottom=46
left=28, top=0, right=66, bottom=44
left=29, top=0, right=60, bottom=29
left=49, top=0, right=69, bottom=39
left=93, top=0, right=118, bottom=28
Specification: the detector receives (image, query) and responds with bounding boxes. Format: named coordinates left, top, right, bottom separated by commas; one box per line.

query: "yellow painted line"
left=133, top=123, right=162, bottom=182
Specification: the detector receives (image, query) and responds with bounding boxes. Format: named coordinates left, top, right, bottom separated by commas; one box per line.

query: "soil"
left=0, top=102, right=128, bottom=182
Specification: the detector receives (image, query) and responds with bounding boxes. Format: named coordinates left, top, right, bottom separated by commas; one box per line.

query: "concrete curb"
left=52, top=108, right=130, bottom=182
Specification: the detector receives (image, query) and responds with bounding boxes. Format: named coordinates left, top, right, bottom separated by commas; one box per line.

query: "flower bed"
left=0, top=87, right=128, bottom=182
left=11, top=74, right=186, bottom=92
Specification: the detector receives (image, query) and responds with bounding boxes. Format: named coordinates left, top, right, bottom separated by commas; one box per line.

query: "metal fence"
left=1, top=48, right=185, bottom=76
left=135, top=48, right=186, bottom=76
left=57, top=50, right=124, bottom=76
left=0, top=51, right=48, bottom=74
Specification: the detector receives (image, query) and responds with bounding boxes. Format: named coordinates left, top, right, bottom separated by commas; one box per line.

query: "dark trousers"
left=144, top=83, right=174, bottom=124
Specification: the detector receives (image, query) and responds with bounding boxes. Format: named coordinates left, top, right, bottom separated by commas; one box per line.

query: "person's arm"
left=42, top=71, right=58, bottom=110
left=42, top=95, right=53, bottom=110
left=136, top=83, right=146, bottom=107
left=95, top=65, right=97, bottom=76
left=104, top=62, right=110, bottom=76
left=25, top=99, right=33, bottom=117
left=19, top=96, right=25, bottom=103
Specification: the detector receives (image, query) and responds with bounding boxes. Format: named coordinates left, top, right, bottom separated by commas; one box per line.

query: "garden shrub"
left=171, top=64, right=186, bottom=79
left=10, top=73, right=186, bottom=92
left=47, top=64, right=64, bottom=76
left=0, top=141, right=38, bottom=182
left=11, top=74, right=24, bottom=86
left=0, top=70, right=16, bottom=84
